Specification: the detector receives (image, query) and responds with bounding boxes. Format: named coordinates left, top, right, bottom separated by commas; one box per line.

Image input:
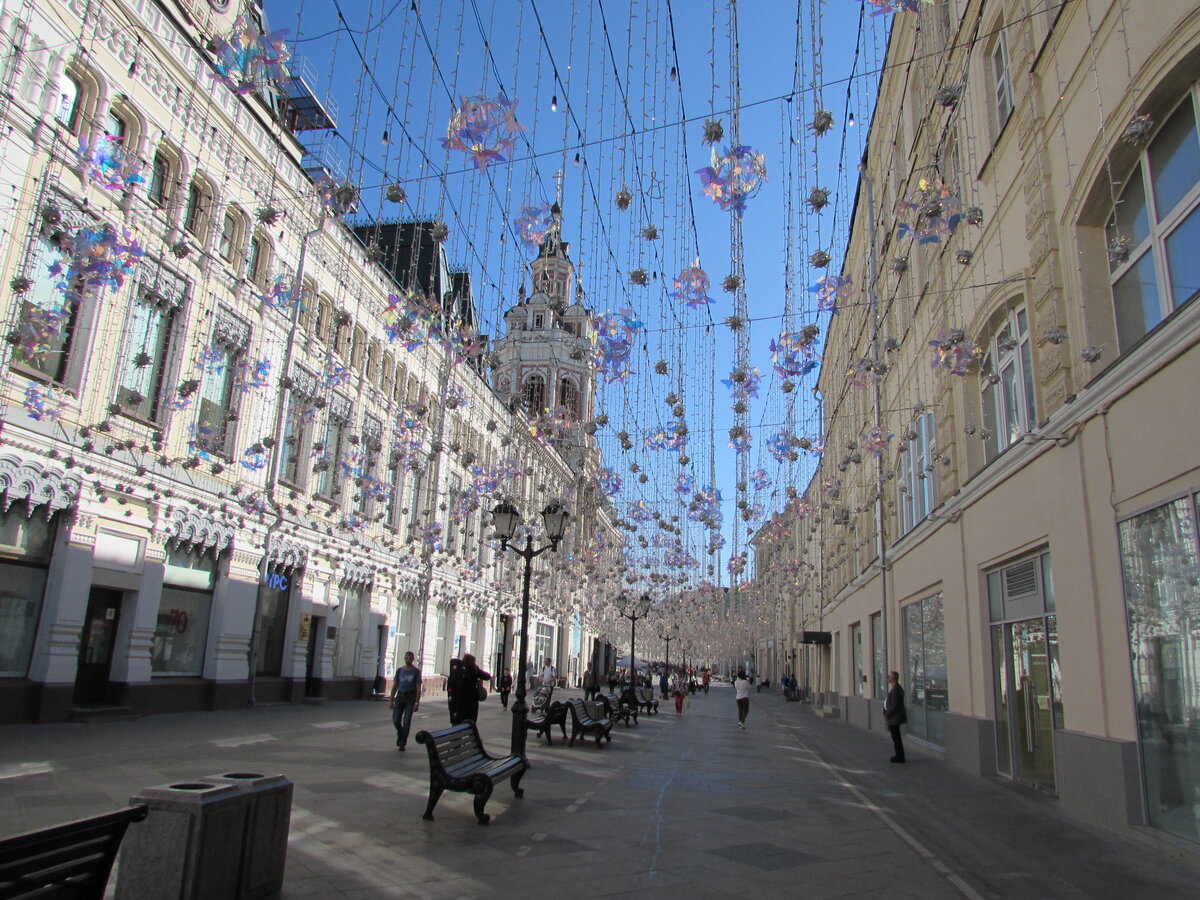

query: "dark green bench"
left=416, top=721, right=527, bottom=824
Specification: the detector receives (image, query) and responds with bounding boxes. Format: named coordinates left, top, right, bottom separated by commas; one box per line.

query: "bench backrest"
left=0, top=804, right=147, bottom=900
left=567, top=698, right=600, bottom=724
left=417, top=722, right=487, bottom=772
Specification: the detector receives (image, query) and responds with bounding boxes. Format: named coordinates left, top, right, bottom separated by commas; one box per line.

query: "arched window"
left=524, top=374, right=545, bottom=412
left=55, top=74, right=81, bottom=130
left=218, top=207, right=246, bottom=265
left=246, top=232, right=270, bottom=287
left=148, top=151, right=171, bottom=207
left=184, top=178, right=213, bottom=238
left=559, top=377, right=579, bottom=419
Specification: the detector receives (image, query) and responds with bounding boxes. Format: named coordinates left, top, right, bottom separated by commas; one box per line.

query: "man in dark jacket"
left=883, top=670, right=907, bottom=763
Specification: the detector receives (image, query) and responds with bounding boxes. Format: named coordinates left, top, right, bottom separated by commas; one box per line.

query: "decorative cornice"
left=213, top=307, right=251, bottom=350
left=339, top=559, right=376, bottom=586
left=138, top=257, right=189, bottom=310
left=166, top=505, right=234, bottom=555
left=0, top=455, right=82, bottom=520
left=268, top=533, right=309, bottom=572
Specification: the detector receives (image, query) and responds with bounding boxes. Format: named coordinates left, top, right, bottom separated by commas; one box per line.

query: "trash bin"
left=204, top=772, right=293, bottom=900
left=116, top=781, right=245, bottom=900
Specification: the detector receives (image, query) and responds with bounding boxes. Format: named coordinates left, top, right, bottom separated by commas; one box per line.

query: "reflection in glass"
left=1120, top=496, right=1200, bottom=842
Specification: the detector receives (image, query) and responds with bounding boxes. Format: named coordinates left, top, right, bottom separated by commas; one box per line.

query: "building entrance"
left=993, top=617, right=1057, bottom=793
left=74, top=588, right=122, bottom=706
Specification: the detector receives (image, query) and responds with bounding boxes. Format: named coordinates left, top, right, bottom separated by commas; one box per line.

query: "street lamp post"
left=659, top=628, right=673, bottom=676
left=491, top=500, right=571, bottom=759
left=619, top=593, right=652, bottom=687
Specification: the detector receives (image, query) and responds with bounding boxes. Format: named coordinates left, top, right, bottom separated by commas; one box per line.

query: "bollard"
left=204, top=772, right=293, bottom=900
left=116, top=781, right=245, bottom=900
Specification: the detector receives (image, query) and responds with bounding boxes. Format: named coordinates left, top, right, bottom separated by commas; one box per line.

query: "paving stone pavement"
left=2, top=686, right=1198, bottom=898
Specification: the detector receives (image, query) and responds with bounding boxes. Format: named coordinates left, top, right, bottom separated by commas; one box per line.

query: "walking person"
left=734, top=669, right=751, bottom=729
left=582, top=663, right=598, bottom=700
left=659, top=667, right=669, bottom=700
left=388, top=651, right=422, bottom=751
left=539, top=657, right=557, bottom=688
left=672, top=670, right=687, bottom=715
left=884, top=671, right=908, bottom=763
left=498, top=669, right=513, bottom=709
left=449, top=653, right=491, bottom=725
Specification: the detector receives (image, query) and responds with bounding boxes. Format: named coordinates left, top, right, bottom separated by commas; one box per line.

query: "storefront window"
left=0, top=511, right=56, bottom=677
left=535, top=623, right=553, bottom=672
left=152, top=546, right=215, bottom=676
left=1119, top=494, right=1200, bottom=842
left=902, top=592, right=948, bottom=746
left=851, top=622, right=864, bottom=697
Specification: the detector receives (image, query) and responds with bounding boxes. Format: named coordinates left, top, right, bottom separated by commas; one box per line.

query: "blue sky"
left=262, top=0, right=887, bottom=587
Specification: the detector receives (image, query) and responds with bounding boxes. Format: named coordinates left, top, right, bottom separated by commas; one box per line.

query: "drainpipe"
left=860, top=163, right=889, bottom=692
left=247, top=215, right=326, bottom=706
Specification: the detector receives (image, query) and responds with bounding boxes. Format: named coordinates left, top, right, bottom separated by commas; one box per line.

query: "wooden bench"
left=624, top=687, right=658, bottom=715
left=0, top=804, right=148, bottom=899
left=528, top=700, right=569, bottom=744
left=597, top=693, right=637, bottom=727
left=416, top=721, right=527, bottom=824
left=565, top=698, right=613, bottom=748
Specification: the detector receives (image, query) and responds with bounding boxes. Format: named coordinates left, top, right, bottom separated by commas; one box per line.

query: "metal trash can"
left=204, top=772, right=293, bottom=899
left=116, top=781, right=245, bottom=900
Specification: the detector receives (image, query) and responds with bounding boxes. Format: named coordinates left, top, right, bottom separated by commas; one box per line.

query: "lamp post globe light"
left=491, top=500, right=570, bottom=759
left=619, top=593, right=652, bottom=688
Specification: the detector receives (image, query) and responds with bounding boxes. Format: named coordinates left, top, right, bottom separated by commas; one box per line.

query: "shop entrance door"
left=74, top=588, right=122, bottom=706
left=993, top=617, right=1056, bottom=793
left=305, top=616, right=323, bottom=698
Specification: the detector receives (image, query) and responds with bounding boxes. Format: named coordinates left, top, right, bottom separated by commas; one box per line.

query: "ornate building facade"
left=0, top=0, right=615, bottom=723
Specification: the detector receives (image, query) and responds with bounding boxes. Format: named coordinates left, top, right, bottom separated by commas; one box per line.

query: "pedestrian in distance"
left=659, top=666, right=669, bottom=700
left=884, top=670, right=908, bottom=763
left=539, top=657, right=557, bottom=688
left=448, top=653, right=491, bottom=725
left=672, top=671, right=688, bottom=715
left=498, top=669, right=513, bottom=709
left=701, top=669, right=710, bottom=694
left=388, top=651, right=422, bottom=751
left=734, top=669, right=751, bottom=729
left=582, top=663, right=598, bottom=700
left=608, top=669, right=618, bottom=695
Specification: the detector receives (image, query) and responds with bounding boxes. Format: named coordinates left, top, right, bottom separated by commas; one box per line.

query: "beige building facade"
left=758, top=0, right=1200, bottom=848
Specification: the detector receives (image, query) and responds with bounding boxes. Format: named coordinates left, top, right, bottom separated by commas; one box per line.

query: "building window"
left=184, top=180, right=211, bottom=238
left=560, top=378, right=579, bottom=419
left=317, top=405, right=349, bottom=498
left=981, top=304, right=1036, bottom=461
left=851, top=622, right=864, bottom=697
left=103, top=108, right=126, bottom=140
left=897, top=410, right=937, bottom=534
left=0, top=510, right=57, bottom=677
left=989, top=27, right=1014, bottom=136
left=533, top=313, right=544, bottom=329
left=116, top=288, right=179, bottom=422
left=524, top=374, right=545, bottom=413
left=218, top=209, right=242, bottom=263
left=1106, top=93, right=1200, bottom=351
left=1119, top=493, right=1200, bottom=843
left=12, top=236, right=80, bottom=384
left=902, top=592, right=947, bottom=747
left=194, top=342, right=240, bottom=459
left=148, top=151, right=171, bottom=208
left=534, top=623, right=554, bottom=675
left=55, top=74, right=82, bottom=131
left=279, top=391, right=312, bottom=487
left=153, top=545, right=216, bottom=677
left=246, top=233, right=270, bottom=287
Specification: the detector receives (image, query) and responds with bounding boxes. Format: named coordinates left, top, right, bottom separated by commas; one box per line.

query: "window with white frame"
left=55, top=73, right=82, bottom=130
left=147, top=150, right=172, bottom=208
left=989, top=26, right=1014, bottom=137
left=1106, top=91, right=1200, bottom=351
left=115, top=263, right=186, bottom=422
left=317, top=399, right=350, bottom=498
left=218, top=208, right=245, bottom=264
left=184, top=179, right=212, bottom=238
left=12, top=235, right=79, bottom=384
left=193, top=313, right=248, bottom=459
left=981, top=304, right=1036, bottom=461
left=246, top=232, right=270, bottom=287
left=897, top=410, right=937, bottom=534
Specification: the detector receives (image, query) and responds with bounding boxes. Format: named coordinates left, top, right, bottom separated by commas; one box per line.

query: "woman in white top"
left=734, top=670, right=752, bottom=729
